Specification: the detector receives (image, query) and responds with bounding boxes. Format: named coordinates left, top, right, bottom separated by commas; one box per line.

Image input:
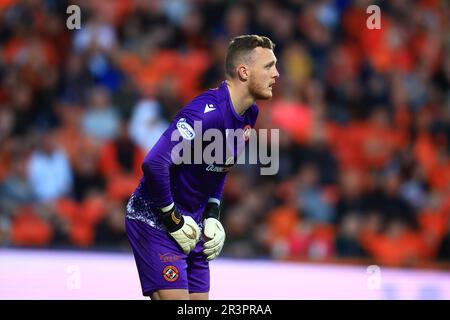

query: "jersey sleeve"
left=140, top=93, right=224, bottom=209
left=140, top=131, right=180, bottom=209
left=208, top=175, right=226, bottom=201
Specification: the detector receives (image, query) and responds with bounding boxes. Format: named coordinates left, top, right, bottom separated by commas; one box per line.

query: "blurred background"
left=0, top=0, right=450, bottom=283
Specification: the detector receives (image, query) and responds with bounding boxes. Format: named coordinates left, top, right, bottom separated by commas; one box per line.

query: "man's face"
left=247, top=47, right=279, bottom=100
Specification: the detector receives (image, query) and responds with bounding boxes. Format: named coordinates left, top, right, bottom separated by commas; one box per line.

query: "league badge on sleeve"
left=176, top=118, right=195, bottom=140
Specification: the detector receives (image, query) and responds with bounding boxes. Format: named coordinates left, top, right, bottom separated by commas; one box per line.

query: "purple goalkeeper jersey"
left=126, top=81, right=259, bottom=230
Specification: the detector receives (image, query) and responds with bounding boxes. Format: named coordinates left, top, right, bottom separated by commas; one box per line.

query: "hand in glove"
left=202, top=200, right=225, bottom=261
left=160, top=204, right=200, bottom=254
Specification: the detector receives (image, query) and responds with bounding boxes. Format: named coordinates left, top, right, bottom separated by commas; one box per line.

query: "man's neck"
left=225, top=79, right=255, bottom=116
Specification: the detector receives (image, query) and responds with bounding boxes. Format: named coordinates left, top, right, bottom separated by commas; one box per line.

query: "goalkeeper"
left=125, top=35, right=279, bottom=300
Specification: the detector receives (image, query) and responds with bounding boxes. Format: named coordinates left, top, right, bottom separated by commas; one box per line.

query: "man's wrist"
left=159, top=205, right=184, bottom=232
left=203, top=199, right=220, bottom=220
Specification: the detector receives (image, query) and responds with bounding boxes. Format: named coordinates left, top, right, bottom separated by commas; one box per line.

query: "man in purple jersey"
left=125, top=35, right=279, bottom=300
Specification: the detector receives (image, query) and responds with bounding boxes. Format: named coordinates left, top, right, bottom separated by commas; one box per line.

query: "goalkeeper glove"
left=202, top=199, right=226, bottom=261
left=159, top=203, right=200, bottom=255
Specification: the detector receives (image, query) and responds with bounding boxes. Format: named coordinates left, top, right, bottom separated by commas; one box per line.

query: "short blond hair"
left=225, top=35, right=275, bottom=78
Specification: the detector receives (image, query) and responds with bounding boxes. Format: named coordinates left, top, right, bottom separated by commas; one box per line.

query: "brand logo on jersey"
left=225, top=156, right=234, bottom=166
left=163, top=265, right=179, bottom=282
left=205, top=157, right=234, bottom=173
left=204, top=104, right=216, bottom=113
left=176, top=118, right=195, bottom=140
left=206, top=164, right=232, bottom=173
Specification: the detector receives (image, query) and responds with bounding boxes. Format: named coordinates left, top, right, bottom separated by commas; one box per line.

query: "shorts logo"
left=176, top=118, right=195, bottom=140
left=159, top=253, right=181, bottom=262
left=163, top=265, right=179, bottom=282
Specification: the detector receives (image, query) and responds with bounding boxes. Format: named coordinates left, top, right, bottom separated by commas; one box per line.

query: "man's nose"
left=273, top=67, right=280, bottom=78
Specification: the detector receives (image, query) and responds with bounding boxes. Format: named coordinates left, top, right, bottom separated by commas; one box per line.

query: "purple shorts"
left=125, top=218, right=210, bottom=296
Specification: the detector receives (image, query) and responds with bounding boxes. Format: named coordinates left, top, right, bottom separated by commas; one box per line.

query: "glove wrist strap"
left=203, top=201, right=220, bottom=220
left=159, top=206, right=184, bottom=233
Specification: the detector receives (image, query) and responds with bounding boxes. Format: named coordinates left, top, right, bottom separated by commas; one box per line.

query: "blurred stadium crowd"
left=0, top=0, right=449, bottom=268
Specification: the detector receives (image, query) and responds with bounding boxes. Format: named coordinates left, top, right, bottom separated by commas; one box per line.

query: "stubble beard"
left=248, top=77, right=272, bottom=100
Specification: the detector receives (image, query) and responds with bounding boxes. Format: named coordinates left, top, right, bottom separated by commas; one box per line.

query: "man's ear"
left=237, top=65, right=249, bottom=81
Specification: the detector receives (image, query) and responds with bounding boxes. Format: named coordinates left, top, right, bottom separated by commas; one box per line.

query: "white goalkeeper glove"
left=159, top=204, right=200, bottom=255
left=202, top=200, right=226, bottom=261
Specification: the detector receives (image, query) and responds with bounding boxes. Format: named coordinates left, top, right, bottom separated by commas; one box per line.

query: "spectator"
left=437, top=219, right=450, bottom=261
left=335, top=213, right=367, bottom=258
left=99, top=120, right=145, bottom=201
left=27, top=129, right=73, bottom=203
left=0, top=150, right=34, bottom=245
left=81, top=86, right=120, bottom=143
left=128, top=91, right=169, bottom=152
left=296, top=163, right=335, bottom=223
